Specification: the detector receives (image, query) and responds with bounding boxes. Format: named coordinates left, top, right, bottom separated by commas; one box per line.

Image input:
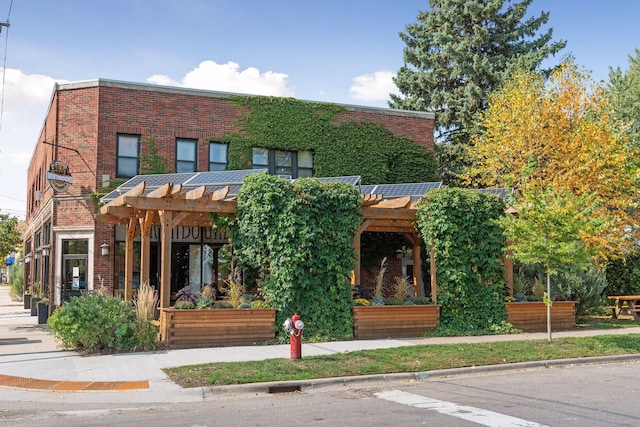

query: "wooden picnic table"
left=608, top=295, right=640, bottom=320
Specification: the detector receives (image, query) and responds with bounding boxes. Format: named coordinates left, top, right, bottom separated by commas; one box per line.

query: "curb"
left=201, top=353, right=640, bottom=396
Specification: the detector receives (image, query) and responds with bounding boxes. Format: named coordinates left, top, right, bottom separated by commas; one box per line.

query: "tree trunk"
left=547, top=272, right=552, bottom=342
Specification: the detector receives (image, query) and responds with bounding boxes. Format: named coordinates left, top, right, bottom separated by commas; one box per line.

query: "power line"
left=0, top=0, right=13, bottom=134
left=0, top=193, right=25, bottom=202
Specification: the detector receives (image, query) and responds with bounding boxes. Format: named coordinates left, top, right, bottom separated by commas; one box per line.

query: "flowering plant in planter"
left=372, top=257, right=387, bottom=306
left=174, top=285, right=196, bottom=309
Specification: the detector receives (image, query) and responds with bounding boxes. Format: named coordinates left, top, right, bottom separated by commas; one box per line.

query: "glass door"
left=63, top=256, right=87, bottom=301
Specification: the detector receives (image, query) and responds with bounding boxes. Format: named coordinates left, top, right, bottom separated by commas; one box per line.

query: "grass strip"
left=164, top=333, right=640, bottom=388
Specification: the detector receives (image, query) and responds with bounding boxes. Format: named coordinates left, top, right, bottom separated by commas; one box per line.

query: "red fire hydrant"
left=283, top=313, right=304, bottom=359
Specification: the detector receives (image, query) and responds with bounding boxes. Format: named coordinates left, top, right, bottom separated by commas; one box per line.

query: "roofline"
left=54, top=78, right=435, bottom=120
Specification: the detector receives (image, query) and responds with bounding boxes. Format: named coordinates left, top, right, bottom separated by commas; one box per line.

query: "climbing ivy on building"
left=416, top=188, right=508, bottom=334
left=231, top=173, right=362, bottom=339
left=220, top=96, right=438, bottom=184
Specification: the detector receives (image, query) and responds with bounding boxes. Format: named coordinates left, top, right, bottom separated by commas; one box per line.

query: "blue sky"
left=0, top=0, right=639, bottom=219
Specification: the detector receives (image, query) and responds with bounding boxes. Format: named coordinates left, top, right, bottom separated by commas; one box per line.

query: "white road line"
left=375, top=390, right=548, bottom=427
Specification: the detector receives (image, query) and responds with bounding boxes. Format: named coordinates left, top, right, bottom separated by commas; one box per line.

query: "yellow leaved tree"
left=465, top=60, right=639, bottom=260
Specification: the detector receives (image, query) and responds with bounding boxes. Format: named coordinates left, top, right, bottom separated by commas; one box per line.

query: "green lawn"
left=164, top=322, right=640, bottom=388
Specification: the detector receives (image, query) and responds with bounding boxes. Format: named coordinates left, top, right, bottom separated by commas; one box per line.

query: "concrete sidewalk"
left=2, top=286, right=640, bottom=403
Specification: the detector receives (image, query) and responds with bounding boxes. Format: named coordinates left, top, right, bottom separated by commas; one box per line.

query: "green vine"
left=231, top=173, right=362, bottom=339
left=222, top=96, right=438, bottom=184
left=416, top=188, right=508, bottom=334
left=140, top=134, right=173, bottom=174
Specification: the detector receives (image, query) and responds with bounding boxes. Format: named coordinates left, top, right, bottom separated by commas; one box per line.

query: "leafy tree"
left=466, top=61, right=640, bottom=259
left=607, top=48, right=640, bottom=182
left=390, top=0, right=565, bottom=183
left=0, top=213, right=22, bottom=261
left=499, top=185, right=606, bottom=341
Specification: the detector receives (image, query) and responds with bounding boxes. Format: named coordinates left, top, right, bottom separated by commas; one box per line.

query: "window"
left=117, top=134, right=140, bottom=178
left=252, top=148, right=313, bottom=178
left=209, top=142, right=228, bottom=171
left=297, top=150, right=314, bottom=178
left=176, top=138, right=197, bottom=173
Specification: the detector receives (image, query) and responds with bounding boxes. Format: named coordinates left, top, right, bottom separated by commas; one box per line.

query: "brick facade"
left=24, top=79, right=435, bottom=306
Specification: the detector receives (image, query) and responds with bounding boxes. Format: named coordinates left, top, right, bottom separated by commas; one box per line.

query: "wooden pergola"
left=98, top=179, right=434, bottom=309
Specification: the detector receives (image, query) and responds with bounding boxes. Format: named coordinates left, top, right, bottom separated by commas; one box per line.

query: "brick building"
left=24, top=79, right=435, bottom=309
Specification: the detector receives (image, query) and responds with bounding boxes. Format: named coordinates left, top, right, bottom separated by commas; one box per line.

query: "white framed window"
left=176, top=138, right=197, bottom=172
left=116, top=134, right=140, bottom=178
left=209, top=142, right=228, bottom=171
left=252, top=148, right=313, bottom=178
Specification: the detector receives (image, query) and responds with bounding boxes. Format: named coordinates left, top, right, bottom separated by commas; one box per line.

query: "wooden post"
left=403, top=232, right=422, bottom=298
left=412, top=242, right=421, bottom=298
left=124, top=218, right=137, bottom=301
left=503, top=249, right=514, bottom=297
left=352, top=220, right=372, bottom=286
left=352, top=231, right=361, bottom=286
left=430, top=244, right=437, bottom=303
left=158, top=210, right=173, bottom=309
left=139, top=211, right=153, bottom=287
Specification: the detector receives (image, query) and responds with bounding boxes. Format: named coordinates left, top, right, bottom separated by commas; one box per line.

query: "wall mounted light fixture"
left=101, top=242, right=110, bottom=256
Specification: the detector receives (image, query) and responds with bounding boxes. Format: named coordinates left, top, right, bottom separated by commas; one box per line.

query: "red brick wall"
left=25, top=80, right=436, bottom=297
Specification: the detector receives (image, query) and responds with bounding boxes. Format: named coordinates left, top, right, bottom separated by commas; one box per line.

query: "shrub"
left=134, top=282, right=158, bottom=350
left=554, top=267, right=608, bottom=316
left=353, top=298, right=371, bottom=306
left=394, top=276, right=410, bottom=305
left=224, top=268, right=244, bottom=309
left=200, top=284, right=217, bottom=301
left=372, top=257, right=387, bottom=306
left=606, top=253, right=640, bottom=296
left=48, top=292, right=137, bottom=352
left=8, top=262, right=23, bottom=301
left=250, top=299, right=270, bottom=308
left=173, top=300, right=196, bottom=309
left=196, top=297, right=213, bottom=309
left=175, top=285, right=196, bottom=304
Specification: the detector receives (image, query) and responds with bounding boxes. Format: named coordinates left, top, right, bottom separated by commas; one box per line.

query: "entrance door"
left=63, top=256, right=87, bottom=301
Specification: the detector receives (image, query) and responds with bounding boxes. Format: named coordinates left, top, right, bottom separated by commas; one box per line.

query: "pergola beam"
left=99, top=179, right=441, bottom=306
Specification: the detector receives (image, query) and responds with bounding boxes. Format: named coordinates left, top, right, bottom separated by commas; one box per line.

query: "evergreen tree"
left=607, top=48, right=640, bottom=148
left=390, top=0, right=565, bottom=183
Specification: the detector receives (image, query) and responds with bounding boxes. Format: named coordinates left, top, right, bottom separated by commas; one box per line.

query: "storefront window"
left=63, top=239, right=89, bottom=255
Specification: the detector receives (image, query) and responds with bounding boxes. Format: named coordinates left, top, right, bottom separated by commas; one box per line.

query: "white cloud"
left=349, top=70, right=400, bottom=102
left=0, top=69, right=65, bottom=218
left=147, top=60, right=294, bottom=97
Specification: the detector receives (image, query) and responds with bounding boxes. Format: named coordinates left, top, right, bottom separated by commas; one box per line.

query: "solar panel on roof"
left=203, top=184, right=243, bottom=196
left=186, top=169, right=267, bottom=186
left=370, top=182, right=442, bottom=198
left=478, top=188, right=514, bottom=200
left=314, top=176, right=361, bottom=186
left=117, top=172, right=196, bottom=190
left=100, top=171, right=444, bottom=204
left=359, top=185, right=376, bottom=194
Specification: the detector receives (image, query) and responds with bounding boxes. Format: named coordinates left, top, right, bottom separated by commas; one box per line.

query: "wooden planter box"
left=505, top=301, right=576, bottom=332
left=159, top=308, right=277, bottom=348
left=353, top=305, right=441, bottom=339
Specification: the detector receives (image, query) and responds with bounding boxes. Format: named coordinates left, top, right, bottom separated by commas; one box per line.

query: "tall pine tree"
left=607, top=48, right=640, bottom=148
left=390, top=0, right=565, bottom=184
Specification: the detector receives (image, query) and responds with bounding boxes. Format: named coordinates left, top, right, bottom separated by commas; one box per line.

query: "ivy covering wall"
left=231, top=173, right=362, bottom=339
left=221, top=96, right=438, bottom=185
left=416, top=188, right=508, bottom=333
